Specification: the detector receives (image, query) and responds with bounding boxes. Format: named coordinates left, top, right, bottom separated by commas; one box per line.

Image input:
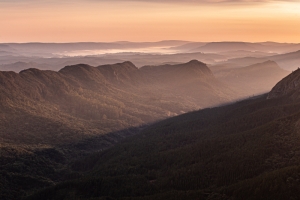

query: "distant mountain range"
left=0, top=41, right=299, bottom=76
left=190, top=41, right=300, bottom=54
left=1, top=40, right=299, bottom=58
left=223, top=50, right=300, bottom=71
left=0, top=41, right=189, bottom=57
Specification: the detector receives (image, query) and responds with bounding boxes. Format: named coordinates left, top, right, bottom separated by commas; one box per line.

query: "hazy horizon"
left=1, top=0, right=300, bottom=43
left=1, top=40, right=300, bottom=44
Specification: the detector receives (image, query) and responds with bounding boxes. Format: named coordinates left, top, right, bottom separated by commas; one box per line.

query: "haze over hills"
left=190, top=42, right=300, bottom=54
left=192, top=42, right=257, bottom=53
left=224, top=50, right=300, bottom=71
left=0, top=41, right=299, bottom=82
left=211, top=61, right=290, bottom=97
left=2, top=60, right=232, bottom=145
left=0, top=41, right=300, bottom=75
left=0, top=51, right=228, bottom=72
left=1, top=41, right=189, bottom=57
left=0, top=59, right=243, bottom=199
left=216, top=50, right=277, bottom=59
left=139, top=60, right=234, bottom=106
left=24, top=64, right=300, bottom=200
left=1, top=57, right=288, bottom=148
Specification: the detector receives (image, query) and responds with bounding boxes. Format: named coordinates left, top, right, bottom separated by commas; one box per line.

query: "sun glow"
left=0, top=0, right=299, bottom=42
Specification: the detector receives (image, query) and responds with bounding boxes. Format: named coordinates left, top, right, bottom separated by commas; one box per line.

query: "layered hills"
left=1, top=41, right=299, bottom=73
left=26, top=64, right=300, bottom=200
left=0, top=60, right=237, bottom=199
left=225, top=50, right=300, bottom=71
left=212, top=60, right=289, bottom=97
left=190, top=41, right=300, bottom=54
left=140, top=60, right=232, bottom=106
left=192, top=42, right=256, bottom=53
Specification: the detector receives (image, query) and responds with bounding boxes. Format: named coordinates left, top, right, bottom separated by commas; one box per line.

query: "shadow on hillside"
left=62, top=93, right=267, bottom=155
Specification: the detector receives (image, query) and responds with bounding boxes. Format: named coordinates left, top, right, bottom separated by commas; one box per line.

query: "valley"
left=0, top=41, right=299, bottom=200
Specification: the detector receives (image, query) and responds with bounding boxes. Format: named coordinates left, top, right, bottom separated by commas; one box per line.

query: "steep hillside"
left=26, top=72, right=300, bottom=199
left=268, top=68, right=300, bottom=99
left=212, top=61, right=289, bottom=97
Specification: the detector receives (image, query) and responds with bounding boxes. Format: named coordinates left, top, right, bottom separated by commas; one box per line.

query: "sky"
left=0, top=0, right=300, bottom=43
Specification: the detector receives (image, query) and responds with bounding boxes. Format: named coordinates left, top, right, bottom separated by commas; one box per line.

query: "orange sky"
left=0, top=0, right=300, bottom=43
